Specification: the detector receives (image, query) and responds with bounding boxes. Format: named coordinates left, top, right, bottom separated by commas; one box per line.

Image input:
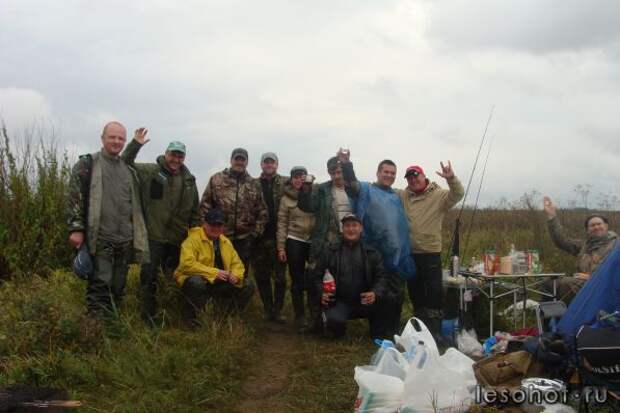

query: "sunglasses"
left=405, top=171, right=420, bottom=178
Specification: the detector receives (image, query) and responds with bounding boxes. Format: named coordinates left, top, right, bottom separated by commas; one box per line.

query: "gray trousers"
left=87, top=239, right=132, bottom=317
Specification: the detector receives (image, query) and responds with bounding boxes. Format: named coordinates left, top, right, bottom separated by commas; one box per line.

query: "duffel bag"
left=576, top=324, right=620, bottom=385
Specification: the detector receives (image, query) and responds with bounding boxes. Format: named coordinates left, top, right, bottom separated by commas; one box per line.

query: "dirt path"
left=234, top=323, right=301, bottom=413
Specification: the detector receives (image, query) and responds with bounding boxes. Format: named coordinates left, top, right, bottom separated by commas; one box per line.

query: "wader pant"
left=232, top=238, right=254, bottom=277
left=285, top=238, right=311, bottom=323
left=140, top=240, right=180, bottom=322
left=323, top=297, right=401, bottom=340
left=252, top=236, right=286, bottom=318
left=181, top=275, right=255, bottom=321
left=87, top=239, right=132, bottom=317
left=407, top=252, right=443, bottom=339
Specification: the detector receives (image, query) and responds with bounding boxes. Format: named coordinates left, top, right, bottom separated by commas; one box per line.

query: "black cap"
left=341, top=213, right=362, bottom=224
left=231, top=148, right=248, bottom=161
left=327, top=156, right=340, bottom=172
left=204, top=209, right=226, bottom=224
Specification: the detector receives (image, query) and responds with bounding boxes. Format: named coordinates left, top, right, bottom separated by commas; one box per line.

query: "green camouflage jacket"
left=547, top=217, right=618, bottom=274
left=199, top=168, right=268, bottom=240
left=121, top=139, right=200, bottom=246
left=67, top=151, right=149, bottom=263
left=297, top=161, right=359, bottom=258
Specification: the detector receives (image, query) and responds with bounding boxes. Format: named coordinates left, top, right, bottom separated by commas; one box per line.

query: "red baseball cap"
left=404, top=165, right=424, bottom=178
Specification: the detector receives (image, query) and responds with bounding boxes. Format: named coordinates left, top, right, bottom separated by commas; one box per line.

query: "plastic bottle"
left=452, top=256, right=459, bottom=277
left=322, top=269, right=336, bottom=307
left=509, top=243, right=517, bottom=274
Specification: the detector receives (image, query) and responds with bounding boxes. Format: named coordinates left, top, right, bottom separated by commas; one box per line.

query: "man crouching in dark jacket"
left=312, top=213, right=401, bottom=340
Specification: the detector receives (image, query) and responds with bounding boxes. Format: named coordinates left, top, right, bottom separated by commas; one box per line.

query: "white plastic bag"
left=394, top=317, right=438, bottom=356
left=400, top=344, right=476, bottom=413
left=456, top=328, right=483, bottom=358
left=354, top=366, right=403, bottom=413
left=372, top=347, right=409, bottom=380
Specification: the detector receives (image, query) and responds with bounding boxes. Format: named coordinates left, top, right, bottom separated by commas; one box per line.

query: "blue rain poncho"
left=355, top=182, right=416, bottom=280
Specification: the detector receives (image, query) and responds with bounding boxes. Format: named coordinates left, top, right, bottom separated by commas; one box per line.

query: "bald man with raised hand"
left=67, top=121, right=149, bottom=318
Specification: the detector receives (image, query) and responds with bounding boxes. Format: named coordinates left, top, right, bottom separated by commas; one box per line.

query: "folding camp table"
left=458, top=272, right=566, bottom=334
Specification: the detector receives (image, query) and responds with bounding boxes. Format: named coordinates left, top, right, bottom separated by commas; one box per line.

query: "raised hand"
left=337, top=147, right=350, bottom=163
left=543, top=196, right=557, bottom=219
left=436, top=161, right=454, bottom=179
left=133, top=127, right=150, bottom=145
left=68, top=231, right=84, bottom=249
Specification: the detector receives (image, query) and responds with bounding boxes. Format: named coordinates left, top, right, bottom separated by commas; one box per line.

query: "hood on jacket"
left=223, top=167, right=251, bottom=181
left=407, top=181, right=440, bottom=198
left=156, top=154, right=190, bottom=176
left=282, top=183, right=299, bottom=200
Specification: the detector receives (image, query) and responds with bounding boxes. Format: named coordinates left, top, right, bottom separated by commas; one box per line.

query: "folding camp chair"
left=536, top=300, right=567, bottom=338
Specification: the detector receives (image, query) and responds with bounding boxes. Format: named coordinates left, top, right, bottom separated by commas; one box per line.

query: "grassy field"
left=2, top=125, right=619, bottom=411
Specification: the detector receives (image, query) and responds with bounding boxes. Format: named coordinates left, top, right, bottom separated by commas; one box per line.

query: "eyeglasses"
left=405, top=171, right=420, bottom=178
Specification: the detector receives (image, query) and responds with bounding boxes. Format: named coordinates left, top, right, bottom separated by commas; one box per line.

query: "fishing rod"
left=444, top=105, right=495, bottom=269
left=461, top=134, right=494, bottom=263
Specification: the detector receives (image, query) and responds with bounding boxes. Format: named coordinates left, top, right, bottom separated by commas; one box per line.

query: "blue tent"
left=557, top=244, right=620, bottom=337
left=355, top=182, right=416, bottom=280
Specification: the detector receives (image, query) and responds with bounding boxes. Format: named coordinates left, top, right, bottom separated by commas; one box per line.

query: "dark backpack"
left=577, top=325, right=620, bottom=386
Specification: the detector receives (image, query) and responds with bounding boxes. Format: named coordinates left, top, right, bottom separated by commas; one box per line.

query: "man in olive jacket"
left=121, top=128, right=200, bottom=323
left=252, top=152, right=287, bottom=323
left=67, top=121, right=149, bottom=318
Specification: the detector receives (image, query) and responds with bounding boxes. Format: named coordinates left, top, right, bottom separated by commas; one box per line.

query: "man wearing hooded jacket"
left=121, top=129, right=200, bottom=324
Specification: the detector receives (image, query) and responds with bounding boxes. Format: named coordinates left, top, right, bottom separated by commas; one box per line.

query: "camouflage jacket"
left=121, top=139, right=200, bottom=245
left=258, top=173, right=286, bottom=239
left=199, top=168, right=268, bottom=240
left=547, top=217, right=618, bottom=274
left=67, top=151, right=149, bottom=263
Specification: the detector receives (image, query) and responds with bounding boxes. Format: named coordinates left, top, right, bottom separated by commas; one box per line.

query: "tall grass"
left=443, top=195, right=619, bottom=275
left=0, top=121, right=72, bottom=279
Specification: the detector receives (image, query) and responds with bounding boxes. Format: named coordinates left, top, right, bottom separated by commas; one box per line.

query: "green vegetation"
left=0, top=269, right=259, bottom=412
left=0, top=122, right=73, bottom=279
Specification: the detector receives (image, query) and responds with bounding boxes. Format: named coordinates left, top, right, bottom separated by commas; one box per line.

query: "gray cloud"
left=425, top=0, right=620, bottom=54
left=0, top=0, right=618, bottom=206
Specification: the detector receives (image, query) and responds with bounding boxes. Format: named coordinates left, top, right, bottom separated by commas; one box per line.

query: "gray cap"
left=290, top=166, right=307, bottom=177
left=231, top=148, right=248, bottom=160
left=341, top=213, right=362, bottom=224
left=261, top=152, right=278, bottom=163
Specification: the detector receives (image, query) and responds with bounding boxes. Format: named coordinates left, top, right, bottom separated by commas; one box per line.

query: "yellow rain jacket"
left=174, top=227, right=245, bottom=288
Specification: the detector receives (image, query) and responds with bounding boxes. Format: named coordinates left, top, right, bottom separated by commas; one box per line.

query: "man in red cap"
left=398, top=161, right=464, bottom=341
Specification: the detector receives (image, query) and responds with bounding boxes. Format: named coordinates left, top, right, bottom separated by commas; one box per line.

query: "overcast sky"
left=1, top=0, right=619, bottom=208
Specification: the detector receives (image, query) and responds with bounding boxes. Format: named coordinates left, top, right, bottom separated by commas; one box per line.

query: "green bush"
left=0, top=121, right=72, bottom=279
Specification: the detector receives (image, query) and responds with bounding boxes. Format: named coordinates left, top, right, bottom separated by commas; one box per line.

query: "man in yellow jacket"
left=398, top=161, right=464, bottom=340
left=174, top=210, right=255, bottom=322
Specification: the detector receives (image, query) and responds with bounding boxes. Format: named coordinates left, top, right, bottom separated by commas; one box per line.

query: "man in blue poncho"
left=353, top=160, right=416, bottom=333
